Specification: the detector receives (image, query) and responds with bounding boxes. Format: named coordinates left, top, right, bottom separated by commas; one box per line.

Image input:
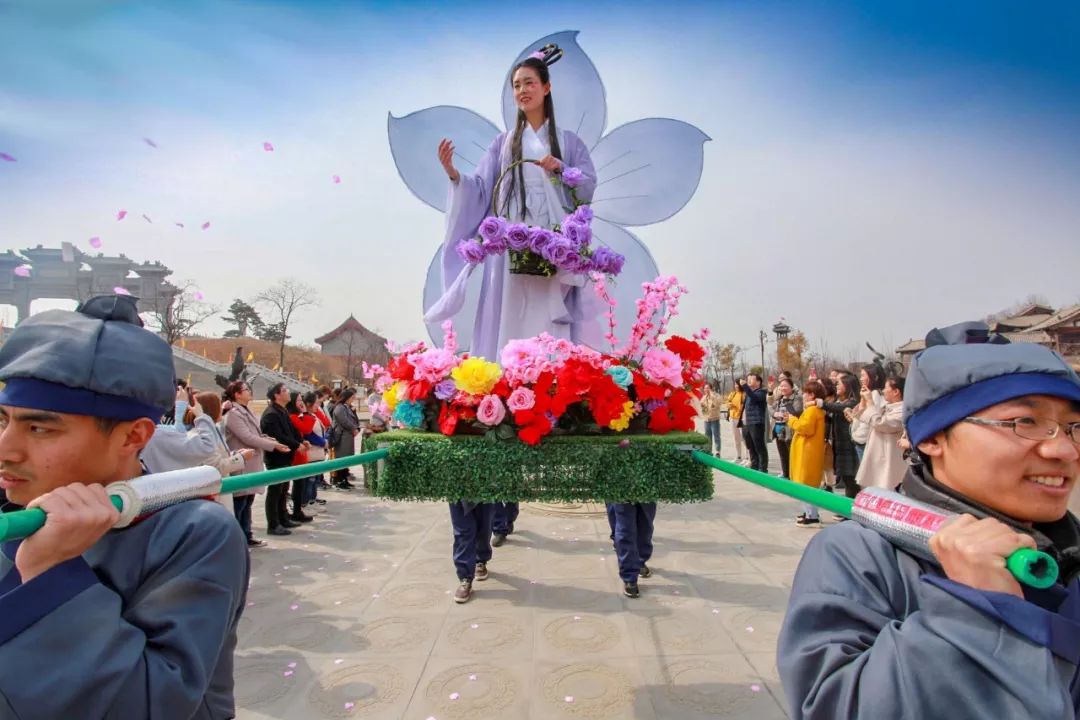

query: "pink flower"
left=409, top=348, right=458, bottom=383
left=476, top=394, right=506, bottom=426
left=507, top=386, right=536, bottom=412
left=642, top=348, right=684, bottom=386
left=500, top=337, right=546, bottom=386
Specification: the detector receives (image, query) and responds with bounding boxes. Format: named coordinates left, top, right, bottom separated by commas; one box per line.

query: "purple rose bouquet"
left=454, top=165, right=625, bottom=278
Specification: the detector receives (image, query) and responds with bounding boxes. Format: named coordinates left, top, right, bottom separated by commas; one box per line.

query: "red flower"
left=517, top=415, right=552, bottom=446
left=633, top=371, right=667, bottom=402
left=404, top=379, right=432, bottom=401
left=491, top=378, right=511, bottom=399
left=647, top=388, right=697, bottom=434
left=665, top=336, right=705, bottom=369
left=437, top=402, right=458, bottom=436
left=388, top=355, right=414, bottom=381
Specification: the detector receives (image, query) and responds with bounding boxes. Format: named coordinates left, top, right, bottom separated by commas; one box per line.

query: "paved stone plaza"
left=235, top=425, right=814, bottom=719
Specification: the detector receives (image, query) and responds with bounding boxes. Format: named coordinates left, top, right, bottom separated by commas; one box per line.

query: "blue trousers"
left=704, top=420, right=722, bottom=454
left=606, top=502, right=657, bottom=582
left=232, top=494, right=254, bottom=541
left=449, top=502, right=494, bottom=581
left=493, top=502, right=519, bottom=535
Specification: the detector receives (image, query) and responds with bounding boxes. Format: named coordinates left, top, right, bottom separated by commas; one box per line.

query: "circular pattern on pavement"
left=233, top=658, right=297, bottom=709
left=381, top=582, right=445, bottom=610
left=302, top=581, right=371, bottom=609
left=306, top=663, right=405, bottom=718
left=663, top=658, right=754, bottom=715
left=255, top=616, right=335, bottom=650
left=356, top=616, right=433, bottom=653
left=424, top=662, right=517, bottom=719
left=526, top=502, right=606, bottom=518
left=543, top=615, right=621, bottom=653
left=539, top=663, right=633, bottom=717
left=446, top=616, right=526, bottom=654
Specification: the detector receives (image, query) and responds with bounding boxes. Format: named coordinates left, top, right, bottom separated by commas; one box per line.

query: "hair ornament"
left=529, top=43, right=563, bottom=66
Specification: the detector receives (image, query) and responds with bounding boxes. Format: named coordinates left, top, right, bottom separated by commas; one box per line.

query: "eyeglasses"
left=962, top=416, right=1080, bottom=444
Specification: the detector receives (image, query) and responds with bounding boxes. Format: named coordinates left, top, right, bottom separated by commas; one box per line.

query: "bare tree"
left=255, top=279, right=321, bottom=370
left=146, top=281, right=219, bottom=345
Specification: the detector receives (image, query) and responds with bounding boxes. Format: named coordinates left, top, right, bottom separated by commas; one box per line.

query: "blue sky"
left=2, top=0, right=1079, bottom=364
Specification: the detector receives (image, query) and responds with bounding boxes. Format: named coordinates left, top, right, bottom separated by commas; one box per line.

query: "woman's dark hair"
left=224, top=380, right=247, bottom=402
left=860, top=364, right=886, bottom=391
left=502, top=58, right=562, bottom=220
left=303, top=391, right=318, bottom=408
left=286, top=391, right=302, bottom=414
left=803, top=380, right=827, bottom=401
left=266, top=382, right=286, bottom=402
left=820, top=377, right=836, bottom=399
left=837, top=373, right=859, bottom=400
left=339, top=388, right=357, bottom=405
left=886, top=376, right=906, bottom=397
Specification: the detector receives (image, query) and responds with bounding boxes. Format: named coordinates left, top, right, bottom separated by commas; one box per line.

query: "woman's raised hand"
left=533, top=154, right=563, bottom=174
left=437, top=139, right=459, bottom=183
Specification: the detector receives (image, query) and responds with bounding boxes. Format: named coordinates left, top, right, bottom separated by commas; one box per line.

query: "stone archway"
left=0, top=245, right=178, bottom=324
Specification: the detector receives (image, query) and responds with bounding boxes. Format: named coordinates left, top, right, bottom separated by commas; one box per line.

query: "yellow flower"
left=608, top=401, right=636, bottom=432
left=383, top=382, right=403, bottom=412
left=450, top=357, right=502, bottom=396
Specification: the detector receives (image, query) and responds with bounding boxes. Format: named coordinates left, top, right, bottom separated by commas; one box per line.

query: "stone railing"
left=172, top=346, right=313, bottom=394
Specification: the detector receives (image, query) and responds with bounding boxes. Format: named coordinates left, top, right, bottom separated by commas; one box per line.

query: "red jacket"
left=289, top=412, right=316, bottom=465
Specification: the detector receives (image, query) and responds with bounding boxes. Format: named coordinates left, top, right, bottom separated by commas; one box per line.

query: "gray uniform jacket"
left=0, top=499, right=249, bottom=719
left=779, top=519, right=1080, bottom=719
left=332, top=403, right=360, bottom=457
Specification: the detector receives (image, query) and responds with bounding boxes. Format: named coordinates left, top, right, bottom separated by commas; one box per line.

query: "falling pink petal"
left=117, top=210, right=127, bottom=221
left=468, top=674, right=477, bottom=681
left=344, top=702, right=355, bottom=710
left=142, top=214, right=152, bottom=223
left=469, top=624, right=479, bottom=629
left=89, top=236, right=102, bottom=249
left=113, top=286, right=131, bottom=296
left=711, top=608, right=720, bottom=614
left=745, top=626, right=754, bottom=633
left=263, top=142, right=274, bottom=152
left=287, top=662, right=297, bottom=669
left=0, top=152, right=16, bottom=162
left=289, top=604, right=299, bottom=611
left=573, top=616, right=581, bottom=621
left=247, top=601, right=255, bottom=608
left=334, top=600, right=342, bottom=605
left=142, top=137, right=158, bottom=148
left=201, top=221, right=210, bottom=230
left=334, top=658, right=343, bottom=664
left=564, top=696, right=575, bottom=703
left=14, top=265, right=31, bottom=277
left=283, top=670, right=293, bottom=677
left=750, top=685, right=761, bottom=693
left=332, top=175, right=341, bottom=184
left=274, top=573, right=281, bottom=577
left=449, top=693, right=459, bottom=701
left=174, top=222, right=185, bottom=229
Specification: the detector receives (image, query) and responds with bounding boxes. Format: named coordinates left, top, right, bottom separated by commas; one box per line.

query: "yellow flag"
left=180, top=338, right=186, bottom=349
left=272, top=363, right=280, bottom=371
left=245, top=351, right=254, bottom=362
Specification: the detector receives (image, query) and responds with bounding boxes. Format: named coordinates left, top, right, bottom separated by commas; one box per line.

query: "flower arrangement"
left=364, top=276, right=707, bottom=446
left=454, top=161, right=625, bottom=278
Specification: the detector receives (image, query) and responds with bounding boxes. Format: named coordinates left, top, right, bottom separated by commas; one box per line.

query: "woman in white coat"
left=853, top=377, right=908, bottom=491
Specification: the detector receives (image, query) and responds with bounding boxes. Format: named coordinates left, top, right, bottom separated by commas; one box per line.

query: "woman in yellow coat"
left=786, top=380, right=827, bottom=527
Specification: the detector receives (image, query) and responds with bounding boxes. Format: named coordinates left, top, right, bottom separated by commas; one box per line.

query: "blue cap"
left=0, top=295, right=175, bottom=420
left=903, top=322, right=1080, bottom=446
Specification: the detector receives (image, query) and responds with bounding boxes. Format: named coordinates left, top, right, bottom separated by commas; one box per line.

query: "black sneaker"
left=454, top=579, right=473, bottom=604
left=314, top=498, right=327, bottom=505
left=268, top=527, right=291, bottom=536
left=281, top=519, right=300, bottom=529
left=639, top=564, right=652, bottom=579
left=491, top=533, right=507, bottom=547
left=623, top=581, right=640, bottom=599
left=475, top=562, right=489, bottom=581
left=247, top=538, right=267, bottom=547
left=796, top=516, right=821, bottom=527
left=291, top=513, right=314, bottom=523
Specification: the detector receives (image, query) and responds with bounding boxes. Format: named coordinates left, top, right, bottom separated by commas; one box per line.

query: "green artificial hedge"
left=362, top=431, right=713, bottom=503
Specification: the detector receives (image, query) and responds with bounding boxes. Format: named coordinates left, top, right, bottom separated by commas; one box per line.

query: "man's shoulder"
left=140, top=500, right=246, bottom=555
left=796, top=520, right=917, bottom=595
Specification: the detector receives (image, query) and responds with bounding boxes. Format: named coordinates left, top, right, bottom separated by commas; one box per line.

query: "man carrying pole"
left=777, top=321, right=1080, bottom=718
left=0, top=295, right=249, bottom=719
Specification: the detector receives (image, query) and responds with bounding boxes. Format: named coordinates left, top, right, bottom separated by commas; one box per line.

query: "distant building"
left=314, top=316, right=390, bottom=382
left=897, top=302, right=1080, bottom=372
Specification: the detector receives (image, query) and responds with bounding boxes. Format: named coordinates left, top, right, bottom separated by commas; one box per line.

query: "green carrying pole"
left=0, top=449, right=389, bottom=543
left=692, top=450, right=1059, bottom=590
